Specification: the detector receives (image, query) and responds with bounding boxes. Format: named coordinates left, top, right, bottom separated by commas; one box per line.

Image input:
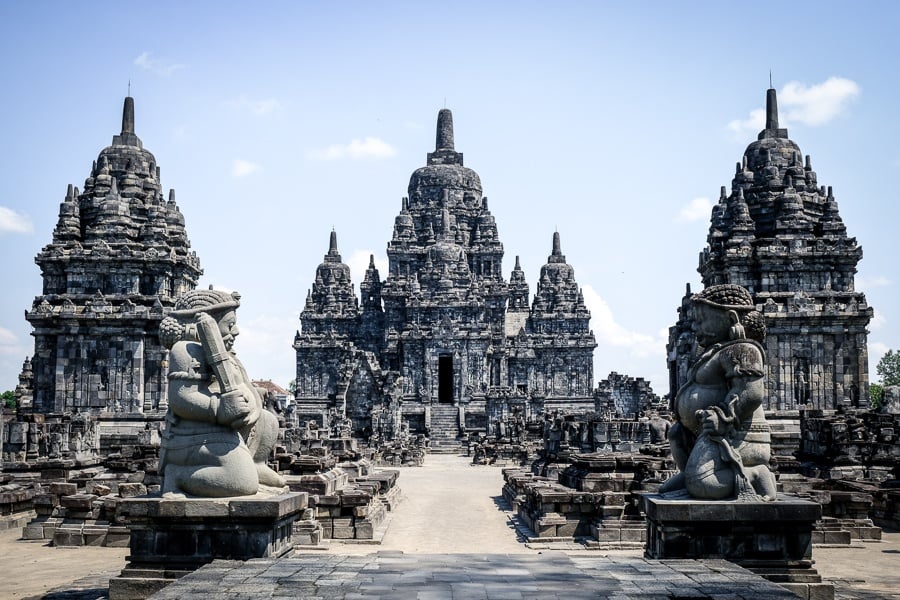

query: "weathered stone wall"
left=594, top=371, right=661, bottom=418
left=799, top=409, right=899, bottom=480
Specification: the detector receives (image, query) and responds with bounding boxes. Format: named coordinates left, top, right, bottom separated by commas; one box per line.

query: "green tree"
left=1, top=390, right=15, bottom=410
left=869, top=383, right=884, bottom=409
left=869, top=349, right=900, bottom=409
left=876, top=349, right=900, bottom=387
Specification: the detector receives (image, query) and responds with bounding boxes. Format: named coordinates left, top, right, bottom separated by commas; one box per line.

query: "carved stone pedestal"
left=109, top=492, right=306, bottom=600
left=644, top=494, right=833, bottom=599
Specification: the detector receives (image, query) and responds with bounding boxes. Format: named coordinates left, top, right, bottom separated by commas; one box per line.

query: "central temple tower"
left=294, top=109, right=596, bottom=441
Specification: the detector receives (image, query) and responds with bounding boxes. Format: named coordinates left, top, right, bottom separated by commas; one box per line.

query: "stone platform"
left=644, top=494, right=833, bottom=599
left=145, top=551, right=803, bottom=599
left=109, top=492, right=306, bottom=600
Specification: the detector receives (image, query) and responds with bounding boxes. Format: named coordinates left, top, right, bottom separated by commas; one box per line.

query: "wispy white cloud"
left=133, top=52, right=185, bottom=76
left=307, top=137, right=397, bottom=160
left=727, top=77, right=860, bottom=136
left=676, top=197, right=713, bottom=223
left=727, top=108, right=766, bottom=136
left=0, top=206, right=33, bottom=234
left=226, top=95, right=283, bottom=116
left=231, top=159, right=261, bottom=178
left=582, top=285, right=666, bottom=358
left=856, top=275, right=892, bottom=289
left=870, top=309, right=886, bottom=332
left=870, top=341, right=890, bottom=368
left=0, top=326, right=26, bottom=357
left=781, top=77, right=860, bottom=126
left=0, top=326, right=18, bottom=345
left=233, top=312, right=298, bottom=387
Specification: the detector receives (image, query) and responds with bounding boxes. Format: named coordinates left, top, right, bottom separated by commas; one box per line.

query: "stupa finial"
left=122, top=96, right=135, bottom=135
left=329, top=229, right=339, bottom=254
left=436, top=108, right=454, bottom=151
left=765, top=87, right=779, bottom=131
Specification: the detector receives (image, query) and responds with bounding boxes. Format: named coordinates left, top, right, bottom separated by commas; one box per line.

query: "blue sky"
left=1, top=1, right=898, bottom=397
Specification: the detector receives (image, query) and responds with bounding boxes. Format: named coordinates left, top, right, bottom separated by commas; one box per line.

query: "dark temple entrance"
left=438, top=354, right=453, bottom=404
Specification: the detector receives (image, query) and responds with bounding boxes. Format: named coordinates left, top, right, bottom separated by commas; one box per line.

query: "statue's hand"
left=697, top=408, right=728, bottom=437
left=217, top=389, right=254, bottom=427
left=232, top=402, right=261, bottom=431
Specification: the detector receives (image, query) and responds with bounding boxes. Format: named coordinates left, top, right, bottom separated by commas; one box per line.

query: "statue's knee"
left=739, top=442, right=771, bottom=467
left=258, top=409, right=279, bottom=433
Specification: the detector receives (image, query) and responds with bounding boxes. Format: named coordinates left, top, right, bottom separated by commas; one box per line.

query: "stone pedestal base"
left=109, top=492, right=306, bottom=600
left=644, top=494, right=833, bottom=600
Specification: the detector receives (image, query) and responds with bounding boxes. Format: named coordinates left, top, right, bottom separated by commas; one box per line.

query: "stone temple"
left=668, top=88, right=873, bottom=410
left=23, top=97, right=202, bottom=416
left=294, top=109, right=597, bottom=444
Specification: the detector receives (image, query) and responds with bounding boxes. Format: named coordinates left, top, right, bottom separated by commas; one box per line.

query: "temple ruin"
left=668, top=88, right=874, bottom=410
left=23, top=97, right=201, bottom=416
left=294, top=109, right=598, bottom=446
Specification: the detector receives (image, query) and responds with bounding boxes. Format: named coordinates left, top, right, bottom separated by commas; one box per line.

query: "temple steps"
left=428, top=404, right=464, bottom=454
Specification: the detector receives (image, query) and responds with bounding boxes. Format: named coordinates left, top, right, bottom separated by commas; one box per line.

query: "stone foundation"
left=109, top=492, right=305, bottom=600
left=644, top=494, right=833, bottom=600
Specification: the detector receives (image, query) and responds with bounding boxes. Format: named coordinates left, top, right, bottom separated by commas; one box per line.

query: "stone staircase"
left=428, top=405, right=464, bottom=454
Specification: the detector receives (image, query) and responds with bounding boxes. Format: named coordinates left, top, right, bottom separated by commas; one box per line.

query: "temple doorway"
left=438, top=354, right=453, bottom=404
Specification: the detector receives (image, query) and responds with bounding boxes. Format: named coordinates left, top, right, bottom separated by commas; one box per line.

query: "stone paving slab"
left=148, top=552, right=802, bottom=600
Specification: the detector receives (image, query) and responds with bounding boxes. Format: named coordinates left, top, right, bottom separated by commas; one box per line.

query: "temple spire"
left=329, top=229, right=339, bottom=255
left=112, top=96, right=142, bottom=148
left=765, top=87, right=779, bottom=130
left=427, top=107, right=463, bottom=166
left=436, top=108, right=454, bottom=151
left=758, top=86, right=787, bottom=141
left=548, top=231, right=567, bottom=264
left=122, top=96, right=135, bottom=134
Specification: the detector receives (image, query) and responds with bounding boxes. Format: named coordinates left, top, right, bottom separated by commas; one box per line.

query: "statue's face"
left=692, top=302, right=731, bottom=347
left=217, top=310, right=239, bottom=350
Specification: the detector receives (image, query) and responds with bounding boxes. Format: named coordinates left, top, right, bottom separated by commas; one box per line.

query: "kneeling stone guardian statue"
left=660, top=284, right=777, bottom=501
left=159, top=288, right=285, bottom=497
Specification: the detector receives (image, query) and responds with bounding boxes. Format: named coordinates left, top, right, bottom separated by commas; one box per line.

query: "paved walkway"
left=315, top=454, right=528, bottom=554
left=151, top=552, right=801, bottom=600
left=154, top=454, right=900, bottom=599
